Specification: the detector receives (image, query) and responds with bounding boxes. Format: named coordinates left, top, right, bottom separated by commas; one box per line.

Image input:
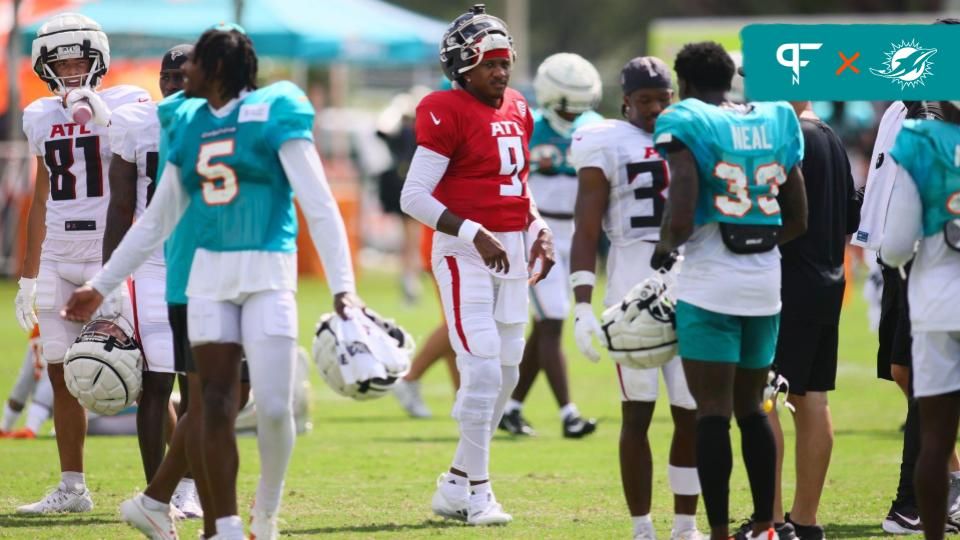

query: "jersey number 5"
left=197, top=140, right=238, bottom=205
left=497, top=136, right=525, bottom=196
left=714, top=161, right=786, bottom=217
left=44, top=137, right=103, bottom=201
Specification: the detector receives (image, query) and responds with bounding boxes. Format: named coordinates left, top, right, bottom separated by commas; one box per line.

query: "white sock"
left=215, top=515, right=243, bottom=537
left=245, top=329, right=297, bottom=517
left=24, top=403, right=49, bottom=433
left=460, top=418, right=491, bottom=481
left=1, top=404, right=19, bottom=432
left=674, top=514, right=696, bottom=532
left=504, top=399, right=522, bottom=414
left=470, top=480, right=492, bottom=497
left=559, top=403, right=579, bottom=420
left=490, top=366, right=520, bottom=436
left=61, top=471, right=85, bottom=490
left=141, top=494, right=168, bottom=511
left=632, top=514, right=653, bottom=536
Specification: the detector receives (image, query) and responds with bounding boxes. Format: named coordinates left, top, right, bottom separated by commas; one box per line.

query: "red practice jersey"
left=415, top=87, right=533, bottom=232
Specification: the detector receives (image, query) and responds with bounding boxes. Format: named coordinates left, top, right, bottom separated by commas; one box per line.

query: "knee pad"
left=41, top=341, right=68, bottom=364
left=140, top=323, right=175, bottom=374
left=668, top=464, right=701, bottom=496
left=496, top=322, right=525, bottom=367
left=254, top=396, right=294, bottom=425
left=452, top=355, right=502, bottom=423
left=457, top=303, right=501, bottom=359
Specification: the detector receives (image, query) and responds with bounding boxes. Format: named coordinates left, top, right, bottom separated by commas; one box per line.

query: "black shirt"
left=781, top=116, right=861, bottom=321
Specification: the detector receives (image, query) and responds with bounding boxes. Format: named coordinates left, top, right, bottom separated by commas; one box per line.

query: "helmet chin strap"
left=543, top=107, right=575, bottom=137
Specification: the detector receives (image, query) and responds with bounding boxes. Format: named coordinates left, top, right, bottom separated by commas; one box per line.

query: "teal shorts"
left=675, top=301, right=780, bottom=369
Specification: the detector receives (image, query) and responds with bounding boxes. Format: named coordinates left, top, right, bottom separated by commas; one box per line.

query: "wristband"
left=526, top=217, right=549, bottom=247
left=457, top=219, right=481, bottom=242
left=18, top=277, right=36, bottom=290
left=569, top=270, right=596, bottom=289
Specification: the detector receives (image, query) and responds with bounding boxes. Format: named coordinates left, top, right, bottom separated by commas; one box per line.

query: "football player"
left=103, top=44, right=198, bottom=515
left=13, top=12, right=149, bottom=513
left=569, top=56, right=702, bottom=540
left=880, top=99, right=960, bottom=540
left=399, top=4, right=554, bottom=526
left=0, top=326, right=52, bottom=439
left=500, top=52, right=601, bottom=439
left=64, top=24, right=362, bottom=540
left=650, top=42, right=807, bottom=540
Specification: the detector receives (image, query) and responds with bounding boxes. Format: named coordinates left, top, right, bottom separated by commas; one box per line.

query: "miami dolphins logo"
left=870, top=39, right=937, bottom=89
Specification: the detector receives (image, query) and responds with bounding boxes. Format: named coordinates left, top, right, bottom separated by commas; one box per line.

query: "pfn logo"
left=776, top=43, right=823, bottom=85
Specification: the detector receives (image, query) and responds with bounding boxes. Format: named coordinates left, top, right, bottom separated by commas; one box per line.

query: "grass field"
left=0, top=271, right=909, bottom=539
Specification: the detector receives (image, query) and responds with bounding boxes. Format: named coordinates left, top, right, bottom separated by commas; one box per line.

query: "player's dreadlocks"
left=194, top=27, right=258, bottom=100
left=673, top=41, right=735, bottom=93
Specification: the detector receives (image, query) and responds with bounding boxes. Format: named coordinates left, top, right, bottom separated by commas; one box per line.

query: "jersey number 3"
left=714, top=161, right=786, bottom=217
left=197, top=140, right=238, bottom=205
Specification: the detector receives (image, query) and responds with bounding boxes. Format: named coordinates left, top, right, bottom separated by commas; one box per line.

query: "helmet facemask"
left=39, top=44, right=105, bottom=95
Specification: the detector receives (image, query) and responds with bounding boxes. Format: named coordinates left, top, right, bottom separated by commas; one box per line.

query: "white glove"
left=65, top=88, right=111, bottom=127
left=14, top=277, right=38, bottom=333
left=573, top=302, right=603, bottom=363
left=93, top=286, right=123, bottom=320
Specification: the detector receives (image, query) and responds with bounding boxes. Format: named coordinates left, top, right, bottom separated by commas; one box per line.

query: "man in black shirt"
left=766, top=100, right=861, bottom=540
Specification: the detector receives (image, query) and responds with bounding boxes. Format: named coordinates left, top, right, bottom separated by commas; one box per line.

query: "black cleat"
left=784, top=513, right=823, bottom=540
left=498, top=409, right=535, bottom=436
left=735, top=518, right=796, bottom=539
left=881, top=505, right=923, bottom=535
left=562, top=415, right=597, bottom=439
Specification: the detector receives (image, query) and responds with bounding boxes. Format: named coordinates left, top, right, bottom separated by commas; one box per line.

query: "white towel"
left=853, top=101, right=907, bottom=250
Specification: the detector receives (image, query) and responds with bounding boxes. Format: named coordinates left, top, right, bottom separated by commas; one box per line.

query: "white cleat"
left=670, top=527, right=704, bottom=540
left=467, top=489, right=512, bottom=526
left=119, top=494, right=178, bottom=540
left=431, top=473, right=468, bottom=522
left=249, top=504, right=279, bottom=540
left=17, top=482, right=93, bottom=514
left=393, top=380, right=431, bottom=418
left=171, top=481, right=203, bottom=520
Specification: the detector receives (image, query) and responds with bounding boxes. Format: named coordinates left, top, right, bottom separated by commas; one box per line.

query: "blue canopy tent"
left=20, top=0, right=446, bottom=64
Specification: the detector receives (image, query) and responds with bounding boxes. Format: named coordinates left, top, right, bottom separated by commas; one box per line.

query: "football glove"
left=65, top=88, right=111, bottom=127
left=14, top=277, right=38, bottom=333
left=93, top=287, right=123, bottom=321
left=573, top=302, right=603, bottom=363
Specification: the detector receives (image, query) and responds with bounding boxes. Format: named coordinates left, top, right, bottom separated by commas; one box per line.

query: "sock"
left=1, top=404, right=19, bottom=432
left=24, top=403, right=49, bottom=433
left=632, top=514, right=653, bottom=536
left=738, top=413, right=777, bottom=523
left=490, top=366, right=520, bottom=435
left=505, top=399, right=522, bottom=415
left=61, top=471, right=85, bottom=491
left=460, top=418, right=491, bottom=481
left=215, top=515, right=243, bottom=537
left=674, top=513, right=696, bottom=532
left=141, top=494, right=168, bottom=511
left=559, top=402, right=579, bottom=421
left=470, top=480, right=492, bottom=497
left=697, top=415, right=733, bottom=528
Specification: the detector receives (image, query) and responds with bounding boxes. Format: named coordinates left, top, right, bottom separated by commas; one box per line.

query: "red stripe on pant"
left=444, top=256, right=471, bottom=354
left=615, top=363, right=628, bottom=400
left=127, top=278, right=149, bottom=370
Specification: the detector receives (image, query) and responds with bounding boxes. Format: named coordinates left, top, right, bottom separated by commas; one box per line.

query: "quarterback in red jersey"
left=400, top=3, right=554, bottom=527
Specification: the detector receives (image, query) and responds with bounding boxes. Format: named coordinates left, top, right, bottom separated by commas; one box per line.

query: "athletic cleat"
left=249, top=505, right=279, bottom=540
left=3, top=427, right=36, bottom=439
left=670, top=527, right=705, bottom=540
left=784, top=514, right=822, bottom=540
left=120, top=494, right=178, bottom=539
left=17, top=482, right=93, bottom=514
left=171, top=482, right=203, bottom=520
left=948, top=475, right=960, bottom=520
left=732, top=528, right=778, bottom=540
left=498, top=409, right=535, bottom=436
left=393, top=380, right=431, bottom=418
left=633, top=533, right=656, bottom=540
left=882, top=506, right=923, bottom=535
left=562, top=415, right=597, bottom=439
left=735, top=519, right=792, bottom=540
left=467, top=489, right=512, bottom=526
left=431, top=473, right=468, bottom=521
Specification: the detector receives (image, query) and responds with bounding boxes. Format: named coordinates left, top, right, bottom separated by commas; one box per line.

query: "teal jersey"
left=158, top=91, right=204, bottom=305
left=529, top=110, right=603, bottom=176
left=654, top=99, right=803, bottom=226
left=890, top=119, right=960, bottom=237
left=165, top=81, right=314, bottom=258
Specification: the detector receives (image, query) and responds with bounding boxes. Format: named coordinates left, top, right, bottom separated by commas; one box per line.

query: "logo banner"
left=741, top=24, right=960, bottom=100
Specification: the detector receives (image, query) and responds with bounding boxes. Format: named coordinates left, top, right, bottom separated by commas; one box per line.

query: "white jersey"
left=570, top=119, right=667, bottom=247
left=108, top=100, right=164, bottom=267
left=23, top=85, right=151, bottom=259
left=571, top=120, right=669, bottom=306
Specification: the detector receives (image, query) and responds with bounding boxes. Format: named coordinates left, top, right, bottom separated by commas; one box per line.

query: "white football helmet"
left=600, top=273, right=678, bottom=370
left=31, top=13, right=110, bottom=95
left=534, top=52, right=602, bottom=135
left=64, top=317, right=143, bottom=416
left=313, top=307, right=414, bottom=401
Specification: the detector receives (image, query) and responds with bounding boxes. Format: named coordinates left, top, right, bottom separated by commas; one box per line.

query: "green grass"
left=0, top=272, right=906, bottom=539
